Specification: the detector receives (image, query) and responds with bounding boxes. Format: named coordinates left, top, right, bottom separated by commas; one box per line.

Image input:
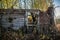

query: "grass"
left=56, top=19, right=60, bottom=24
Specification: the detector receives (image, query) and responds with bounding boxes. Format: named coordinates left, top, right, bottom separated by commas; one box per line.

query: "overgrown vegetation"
left=56, top=19, right=60, bottom=24
left=1, top=24, right=57, bottom=40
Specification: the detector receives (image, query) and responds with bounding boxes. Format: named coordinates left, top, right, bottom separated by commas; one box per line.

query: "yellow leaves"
left=1, top=0, right=18, bottom=9
left=0, top=0, right=52, bottom=10
left=2, top=0, right=8, bottom=8
left=28, top=15, right=33, bottom=23
left=13, top=2, right=20, bottom=9
left=33, top=0, right=51, bottom=11
left=33, top=0, right=40, bottom=9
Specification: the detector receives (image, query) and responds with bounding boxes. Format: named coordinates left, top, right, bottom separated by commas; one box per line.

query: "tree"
left=0, top=0, right=53, bottom=11
left=33, top=0, right=52, bottom=11
left=0, top=0, right=19, bottom=9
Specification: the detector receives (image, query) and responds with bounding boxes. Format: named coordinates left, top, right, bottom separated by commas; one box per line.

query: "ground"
left=56, top=24, right=60, bottom=31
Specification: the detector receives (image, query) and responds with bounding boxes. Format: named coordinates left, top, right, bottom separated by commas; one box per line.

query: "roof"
left=0, top=9, right=40, bottom=14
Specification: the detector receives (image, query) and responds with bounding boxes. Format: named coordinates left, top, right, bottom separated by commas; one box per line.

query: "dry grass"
left=56, top=24, right=60, bottom=31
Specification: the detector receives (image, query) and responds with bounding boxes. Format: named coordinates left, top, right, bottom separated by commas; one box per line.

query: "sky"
left=53, top=0, right=60, bottom=17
